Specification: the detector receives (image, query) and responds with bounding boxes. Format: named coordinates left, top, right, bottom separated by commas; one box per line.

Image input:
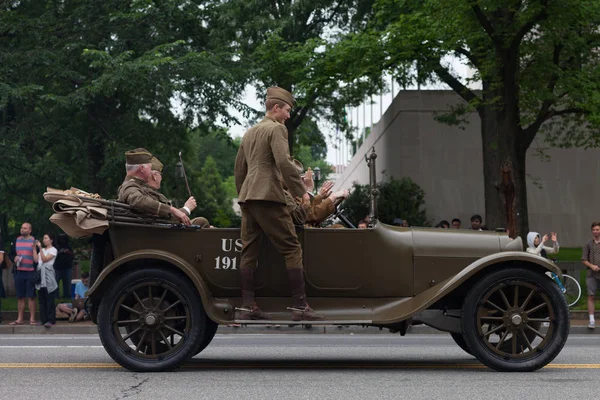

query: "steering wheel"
left=327, top=199, right=356, bottom=229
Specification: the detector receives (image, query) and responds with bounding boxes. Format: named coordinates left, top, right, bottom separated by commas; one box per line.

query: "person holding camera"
left=35, top=234, right=58, bottom=328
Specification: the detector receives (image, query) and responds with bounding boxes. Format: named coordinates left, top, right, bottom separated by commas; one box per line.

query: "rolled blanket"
left=44, top=187, right=177, bottom=238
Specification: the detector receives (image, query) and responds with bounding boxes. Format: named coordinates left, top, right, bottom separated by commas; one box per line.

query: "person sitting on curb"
left=55, top=272, right=89, bottom=323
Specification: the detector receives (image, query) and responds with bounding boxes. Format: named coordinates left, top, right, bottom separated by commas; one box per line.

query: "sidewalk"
left=0, top=319, right=598, bottom=335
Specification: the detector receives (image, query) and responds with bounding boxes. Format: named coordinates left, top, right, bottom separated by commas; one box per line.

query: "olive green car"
left=57, top=150, right=570, bottom=373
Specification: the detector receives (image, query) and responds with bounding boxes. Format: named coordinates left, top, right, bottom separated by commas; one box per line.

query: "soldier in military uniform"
left=234, top=86, right=323, bottom=321
left=292, top=160, right=349, bottom=227
left=146, top=156, right=211, bottom=228
left=117, top=148, right=191, bottom=226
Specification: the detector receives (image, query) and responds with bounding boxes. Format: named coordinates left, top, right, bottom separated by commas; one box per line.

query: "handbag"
left=34, top=264, right=42, bottom=285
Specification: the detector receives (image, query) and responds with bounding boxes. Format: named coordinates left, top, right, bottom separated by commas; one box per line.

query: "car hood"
left=409, top=227, right=523, bottom=258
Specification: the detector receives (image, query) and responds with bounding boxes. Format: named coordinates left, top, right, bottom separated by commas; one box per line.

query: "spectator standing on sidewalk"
left=8, top=222, right=39, bottom=325
left=582, top=222, right=600, bottom=329
left=54, top=233, right=74, bottom=300
left=469, top=214, right=488, bottom=231
left=35, top=234, right=58, bottom=328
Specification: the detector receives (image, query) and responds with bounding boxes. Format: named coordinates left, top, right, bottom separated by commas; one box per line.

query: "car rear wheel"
left=97, top=267, right=205, bottom=372
left=461, top=268, right=569, bottom=372
left=194, top=317, right=218, bottom=356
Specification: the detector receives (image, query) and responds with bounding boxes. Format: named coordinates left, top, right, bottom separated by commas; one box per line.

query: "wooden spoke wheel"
left=98, top=267, right=206, bottom=372
left=461, top=268, right=569, bottom=372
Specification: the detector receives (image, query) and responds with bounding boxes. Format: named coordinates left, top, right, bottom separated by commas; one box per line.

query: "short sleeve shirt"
left=75, top=281, right=89, bottom=299
left=582, top=240, right=600, bottom=278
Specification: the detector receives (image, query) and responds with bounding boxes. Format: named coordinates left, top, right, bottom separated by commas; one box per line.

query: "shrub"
left=343, top=177, right=430, bottom=227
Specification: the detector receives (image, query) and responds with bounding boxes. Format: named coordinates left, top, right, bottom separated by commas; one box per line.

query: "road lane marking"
left=0, top=363, right=119, bottom=369
left=0, top=344, right=104, bottom=349
left=1, top=363, right=600, bottom=370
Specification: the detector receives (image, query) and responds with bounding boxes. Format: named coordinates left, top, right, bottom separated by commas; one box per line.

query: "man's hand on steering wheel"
left=328, top=189, right=349, bottom=205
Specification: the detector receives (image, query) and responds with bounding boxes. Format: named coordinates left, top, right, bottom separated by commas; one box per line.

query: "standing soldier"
left=234, top=86, right=323, bottom=321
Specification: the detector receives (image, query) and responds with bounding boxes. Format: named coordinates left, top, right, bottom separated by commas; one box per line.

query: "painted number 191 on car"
left=215, top=238, right=243, bottom=270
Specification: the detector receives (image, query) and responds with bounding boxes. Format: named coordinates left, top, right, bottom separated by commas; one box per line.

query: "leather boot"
left=238, top=267, right=270, bottom=320
left=287, top=268, right=324, bottom=321
left=238, top=302, right=272, bottom=320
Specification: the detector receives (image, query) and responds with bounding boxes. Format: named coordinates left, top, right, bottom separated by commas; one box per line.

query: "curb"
left=1, top=322, right=598, bottom=336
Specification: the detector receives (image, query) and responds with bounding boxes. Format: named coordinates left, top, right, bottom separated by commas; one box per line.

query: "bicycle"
left=548, top=258, right=582, bottom=307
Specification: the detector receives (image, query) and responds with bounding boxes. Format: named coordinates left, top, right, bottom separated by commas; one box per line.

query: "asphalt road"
left=0, top=334, right=598, bottom=399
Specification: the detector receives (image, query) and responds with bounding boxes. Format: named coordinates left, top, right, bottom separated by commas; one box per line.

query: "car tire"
left=450, top=333, right=472, bottom=356
left=97, top=267, right=205, bottom=372
left=194, top=317, right=218, bottom=356
left=461, top=267, right=569, bottom=372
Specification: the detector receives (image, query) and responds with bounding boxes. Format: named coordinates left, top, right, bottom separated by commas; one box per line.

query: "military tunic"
left=118, top=176, right=195, bottom=220
left=235, top=116, right=306, bottom=269
left=118, top=177, right=172, bottom=218
left=306, top=194, right=335, bottom=226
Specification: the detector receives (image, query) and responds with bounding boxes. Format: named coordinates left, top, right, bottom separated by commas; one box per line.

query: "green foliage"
left=211, top=0, right=378, bottom=145
left=194, top=156, right=240, bottom=228
left=343, top=183, right=372, bottom=226
left=190, top=127, right=240, bottom=179
left=0, top=0, right=246, bottom=237
left=294, top=144, right=332, bottom=183
left=344, top=178, right=429, bottom=226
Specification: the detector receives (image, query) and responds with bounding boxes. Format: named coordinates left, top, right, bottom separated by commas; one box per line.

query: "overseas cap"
left=151, top=156, right=163, bottom=172
left=266, top=86, right=295, bottom=108
left=125, top=148, right=153, bottom=165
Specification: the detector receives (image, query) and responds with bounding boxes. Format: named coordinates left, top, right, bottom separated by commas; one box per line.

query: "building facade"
left=333, top=90, right=600, bottom=247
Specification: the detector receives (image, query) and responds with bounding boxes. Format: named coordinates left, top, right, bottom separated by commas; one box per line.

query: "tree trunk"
left=480, top=104, right=529, bottom=241
left=285, top=120, right=298, bottom=156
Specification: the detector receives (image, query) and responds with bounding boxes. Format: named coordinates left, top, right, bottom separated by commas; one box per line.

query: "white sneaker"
left=588, top=320, right=595, bottom=329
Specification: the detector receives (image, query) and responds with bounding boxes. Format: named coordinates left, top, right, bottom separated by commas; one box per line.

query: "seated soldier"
left=285, top=185, right=311, bottom=226
left=146, top=156, right=211, bottom=228
left=292, top=160, right=349, bottom=227
left=117, top=148, right=192, bottom=226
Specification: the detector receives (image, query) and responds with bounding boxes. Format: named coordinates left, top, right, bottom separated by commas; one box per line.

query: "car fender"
left=87, top=249, right=212, bottom=309
left=437, top=251, right=562, bottom=294
left=375, top=251, right=562, bottom=325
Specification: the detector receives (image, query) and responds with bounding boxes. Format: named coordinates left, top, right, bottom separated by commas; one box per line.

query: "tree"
left=212, top=0, right=376, bottom=153
left=190, top=127, right=240, bottom=179
left=195, top=156, right=240, bottom=228
left=333, top=0, right=600, bottom=238
left=0, top=0, right=245, bottom=234
left=344, top=178, right=430, bottom=226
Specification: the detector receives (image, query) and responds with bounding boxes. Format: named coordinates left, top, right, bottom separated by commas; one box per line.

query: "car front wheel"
left=450, top=333, right=472, bottom=356
left=97, top=267, right=205, bottom=372
left=461, top=267, right=569, bottom=372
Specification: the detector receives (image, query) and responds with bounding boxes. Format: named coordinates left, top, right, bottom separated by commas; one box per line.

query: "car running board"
left=233, top=319, right=373, bottom=325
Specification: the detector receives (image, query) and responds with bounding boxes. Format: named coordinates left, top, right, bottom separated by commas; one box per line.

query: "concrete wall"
left=334, top=90, right=600, bottom=247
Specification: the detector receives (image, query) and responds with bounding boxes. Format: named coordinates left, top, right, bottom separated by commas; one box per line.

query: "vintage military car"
left=49, top=149, right=569, bottom=373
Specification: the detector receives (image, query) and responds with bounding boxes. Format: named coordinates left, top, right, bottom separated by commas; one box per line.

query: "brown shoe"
left=289, top=305, right=324, bottom=321
left=238, top=304, right=272, bottom=320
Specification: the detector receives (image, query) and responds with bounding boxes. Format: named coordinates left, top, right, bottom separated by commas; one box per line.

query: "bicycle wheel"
left=560, top=274, right=582, bottom=307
